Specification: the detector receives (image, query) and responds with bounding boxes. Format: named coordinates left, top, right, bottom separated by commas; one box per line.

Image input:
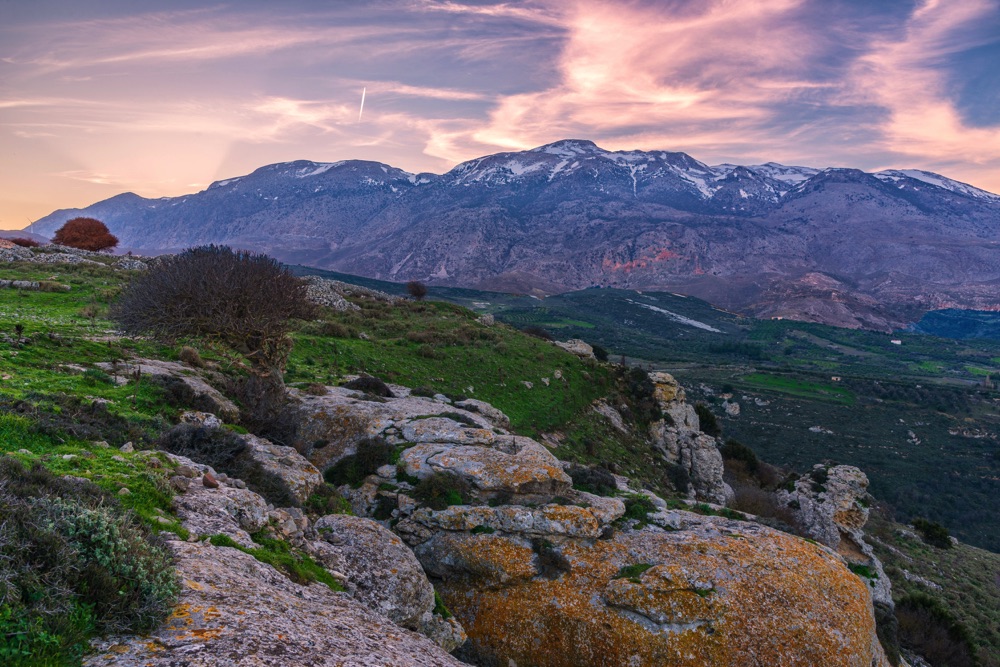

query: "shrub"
left=406, top=280, right=428, bottom=301
left=623, top=494, right=657, bottom=521
left=303, top=484, right=353, bottom=516
left=411, top=385, right=437, bottom=398
left=156, top=424, right=296, bottom=506
left=721, top=439, right=758, bottom=473
left=8, top=237, right=39, bottom=248
left=323, top=437, right=392, bottom=488
left=664, top=462, right=690, bottom=494
left=568, top=465, right=618, bottom=496
left=620, top=366, right=662, bottom=425
left=342, top=374, right=394, bottom=397
left=896, top=594, right=975, bottom=667
left=911, top=517, right=953, bottom=549
left=52, top=217, right=119, bottom=251
left=0, top=457, right=176, bottom=665
left=694, top=403, right=721, bottom=437
left=316, top=321, right=352, bottom=338
left=412, top=472, right=470, bottom=510
left=592, top=344, right=610, bottom=362
left=112, top=245, right=314, bottom=377
left=178, top=345, right=204, bottom=368
left=303, top=382, right=328, bottom=396
left=614, top=563, right=653, bottom=582
left=521, top=325, right=552, bottom=341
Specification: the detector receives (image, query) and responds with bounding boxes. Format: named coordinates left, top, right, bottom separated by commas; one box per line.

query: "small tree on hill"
left=407, top=280, right=428, bottom=301
left=52, top=217, right=119, bottom=251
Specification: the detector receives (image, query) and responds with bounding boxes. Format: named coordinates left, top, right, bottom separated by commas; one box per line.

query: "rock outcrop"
left=239, top=433, right=323, bottom=506
left=646, top=372, right=727, bottom=504
left=780, top=464, right=893, bottom=606
left=311, top=514, right=466, bottom=651
left=83, top=375, right=892, bottom=667
left=84, top=540, right=466, bottom=667
left=290, top=386, right=497, bottom=468
left=409, top=513, right=889, bottom=667
left=554, top=339, right=595, bottom=359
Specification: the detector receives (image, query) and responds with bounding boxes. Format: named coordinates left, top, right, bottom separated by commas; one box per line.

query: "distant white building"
left=890, top=339, right=902, bottom=345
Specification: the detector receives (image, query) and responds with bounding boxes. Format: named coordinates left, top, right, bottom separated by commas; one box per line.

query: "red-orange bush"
left=8, top=237, right=40, bottom=248
left=52, top=217, right=119, bottom=251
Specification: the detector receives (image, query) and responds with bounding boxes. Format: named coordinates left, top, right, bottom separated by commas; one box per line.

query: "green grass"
left=287, top=297, right=614, bottom=435
left=741, top=373, right=855, bottom=405
left=1, top=414, right=184, bottom=536
left=208, top=533, right=345, bottom=593
left=614, top=563, right=653, bottom=582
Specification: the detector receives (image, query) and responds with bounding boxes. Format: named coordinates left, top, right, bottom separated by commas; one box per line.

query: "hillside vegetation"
left=2, top=257, right=998, bottom=665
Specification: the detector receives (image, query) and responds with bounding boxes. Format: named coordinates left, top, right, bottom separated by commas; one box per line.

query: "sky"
left=1, top=0, right=1000, bottom=230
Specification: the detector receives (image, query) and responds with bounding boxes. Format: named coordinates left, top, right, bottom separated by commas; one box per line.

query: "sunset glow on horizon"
left=2, top=0, right=999, bottom=230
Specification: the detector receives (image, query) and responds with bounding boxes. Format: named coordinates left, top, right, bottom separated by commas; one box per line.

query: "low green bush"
left=623, top=494, right=657, bottom=521
left=568, top=464, right=617, bottom=496
left=721, top=439, right=759, bottom=473
left=912, top=517, right=953, bottom=549
left=0, top=457, right=177, bottom=666
left=323, top=437, right=392, bottom=488
left=694, top=403, right=721, bottom=437
left=412, top=472, right=470, bottom=510
left=614, top=563, right=654, bottom=582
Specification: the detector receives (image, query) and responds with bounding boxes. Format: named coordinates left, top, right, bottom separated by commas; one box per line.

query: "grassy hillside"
left=293, top=269, right=1000, bottom=553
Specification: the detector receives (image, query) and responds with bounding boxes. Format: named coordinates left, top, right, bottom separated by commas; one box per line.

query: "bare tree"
left=110, top=244, right=316, bottom=424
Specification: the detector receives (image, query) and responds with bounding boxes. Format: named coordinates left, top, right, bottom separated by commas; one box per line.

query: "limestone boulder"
left=453, top=398, right=511, bottom=430
left=166, top=454, right=269, bottom=547
left=84, top=540, right=467, bottom=667
left=239, top=433, right=323, bottom=506
left=420, top=516, right=890, bottom=667
left=290, top=386, right=495, bottom=469
left=554, top=339, right=595, bottom=359
left=780, top=464, right=893, bottom=606
left=405, top=494, right=624, bottom=541
left=399, top=435, right=571, bottom=502
left=647, top=372, right=727, bottom=504
left=311, top=515, right=435, bottom=630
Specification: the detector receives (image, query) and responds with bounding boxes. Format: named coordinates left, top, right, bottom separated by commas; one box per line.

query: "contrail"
left=358, top=86, right=366, bottom=122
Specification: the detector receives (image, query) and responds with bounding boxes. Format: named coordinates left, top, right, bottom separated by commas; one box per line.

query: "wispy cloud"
left=843, top=0, right=1000, bottom=178
left=1, top=0, right=999, bottom=230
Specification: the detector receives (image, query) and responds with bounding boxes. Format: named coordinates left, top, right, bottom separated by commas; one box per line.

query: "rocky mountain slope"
left=30, top=140, right=1000, bottom=330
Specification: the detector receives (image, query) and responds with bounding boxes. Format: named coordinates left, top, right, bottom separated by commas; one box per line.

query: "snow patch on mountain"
left=625, top=299, right=723, bottom=332
left=295, top=162, right=344, bottom=178
left=874, top=169, right=1000, bottom=202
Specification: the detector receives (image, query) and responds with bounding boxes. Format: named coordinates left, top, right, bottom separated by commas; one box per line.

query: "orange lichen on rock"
left=432, top=521, right=890, bottom=667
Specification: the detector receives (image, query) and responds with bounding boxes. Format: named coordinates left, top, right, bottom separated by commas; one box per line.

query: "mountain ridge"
left=29, top=139, right=1000, bottom=330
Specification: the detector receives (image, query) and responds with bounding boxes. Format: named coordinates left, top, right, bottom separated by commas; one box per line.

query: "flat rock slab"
left=400, top=437, right=571, bottom=499
left=84, top=541, right=468, bottom=667
left=291, top=387, right=503, bottom=469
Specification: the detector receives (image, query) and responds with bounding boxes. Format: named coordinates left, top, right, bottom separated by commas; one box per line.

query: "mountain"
left=30, top=139, right=1000, bottom=330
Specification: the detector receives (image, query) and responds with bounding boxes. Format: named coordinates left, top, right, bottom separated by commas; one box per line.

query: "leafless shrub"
left=111, top=246, right=314, bottom=375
